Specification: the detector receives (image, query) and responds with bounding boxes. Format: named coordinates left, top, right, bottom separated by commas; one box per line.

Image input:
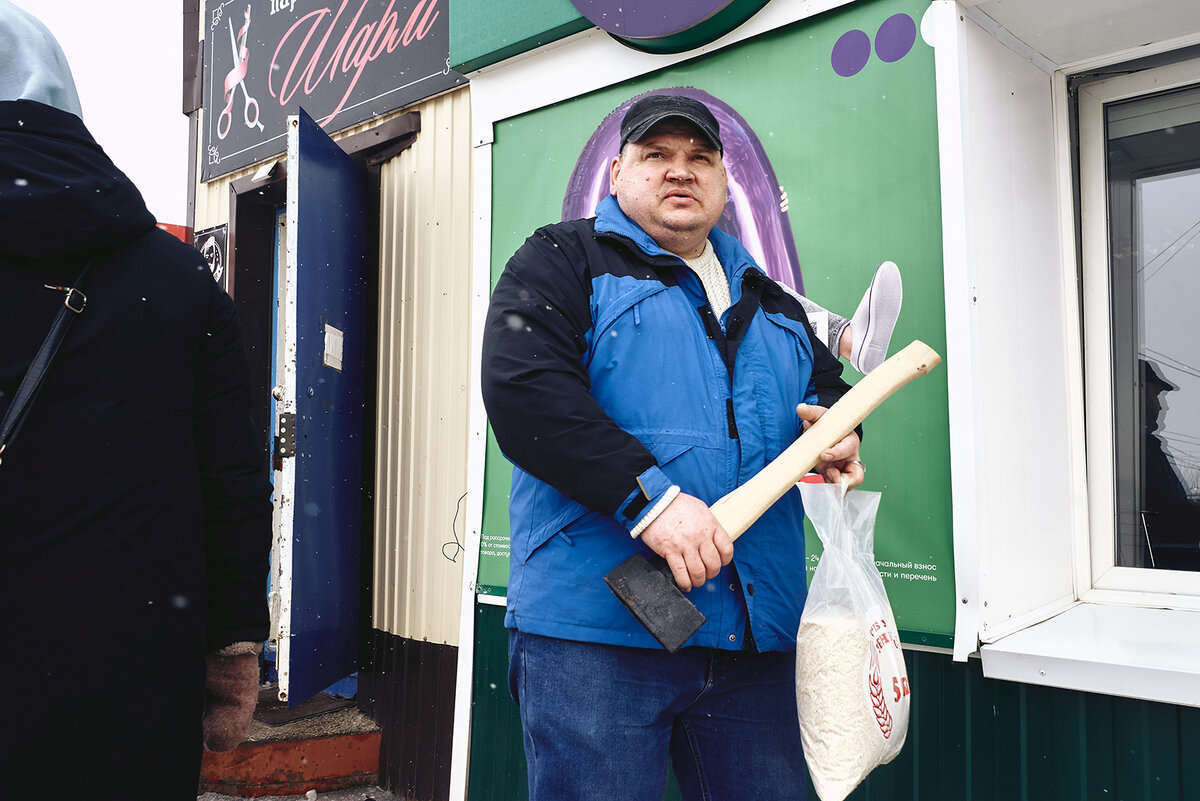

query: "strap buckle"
left=44, top=283, right=88, bottom=313
left=64, top=287, right=87, bottom=313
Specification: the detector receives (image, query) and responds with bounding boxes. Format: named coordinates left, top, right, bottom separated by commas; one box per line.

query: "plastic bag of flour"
left=795, top=481, right=910, bottom=801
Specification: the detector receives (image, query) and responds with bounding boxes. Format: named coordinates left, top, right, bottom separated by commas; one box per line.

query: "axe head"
left=604, top=553, right=706, bottom=653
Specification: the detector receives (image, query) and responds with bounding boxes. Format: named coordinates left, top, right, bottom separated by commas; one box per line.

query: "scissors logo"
left=218, top=5, right=264, bottom=139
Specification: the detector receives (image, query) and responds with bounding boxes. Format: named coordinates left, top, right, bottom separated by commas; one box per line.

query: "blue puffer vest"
left=498, top=196, right=826, bottom=651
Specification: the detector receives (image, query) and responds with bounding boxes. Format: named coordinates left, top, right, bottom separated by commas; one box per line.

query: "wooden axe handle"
left=709, top=340, right=941, bottom=541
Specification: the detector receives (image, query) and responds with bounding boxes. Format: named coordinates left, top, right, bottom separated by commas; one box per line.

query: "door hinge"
left=274, top=412, right=296, bottom=470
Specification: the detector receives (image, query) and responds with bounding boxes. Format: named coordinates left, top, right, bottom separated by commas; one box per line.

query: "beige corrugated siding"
left=192, top=154, right=244, bottom=232
left=373, top=87, right=472, bottom=646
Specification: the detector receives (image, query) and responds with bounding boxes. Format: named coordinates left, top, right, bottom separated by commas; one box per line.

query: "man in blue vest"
left=482, top=94, right=864, bottom=800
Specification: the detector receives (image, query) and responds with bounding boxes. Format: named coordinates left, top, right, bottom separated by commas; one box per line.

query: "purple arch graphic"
left=561, top=86, right=805, bottom=294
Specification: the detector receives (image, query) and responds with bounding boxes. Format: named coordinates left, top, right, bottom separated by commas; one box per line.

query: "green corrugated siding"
left=468, top=604, right=528, bottom=801
left=467, top=603, right=1200, bottom=800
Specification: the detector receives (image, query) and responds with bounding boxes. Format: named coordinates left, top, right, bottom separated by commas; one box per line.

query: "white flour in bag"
left=795, top=482, right=910, bottom=801
left=796, top=612, right=899, bottom=801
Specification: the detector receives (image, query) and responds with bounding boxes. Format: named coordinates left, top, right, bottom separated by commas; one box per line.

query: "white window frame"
left=1077, top=60, right=1200, bottom=605
left=933, top=0, right=1200, bottom=708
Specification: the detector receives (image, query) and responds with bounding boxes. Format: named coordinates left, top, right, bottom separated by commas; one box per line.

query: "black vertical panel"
left=1086, top=690, right=1118, bottom=797
left=971, top=655, right=1002, bottom=796
left=1182, top=706, right=1200, bottom=799
left=933, top=648, right=969, bottom=799
left=1050, top=686, right=1090, bottom=801
left=1022, top=683, right=1058, bottom=794
left=357, top=165, right=382, bottom=708
left=364, top=629, right=397, bottom=786
left=357, top=633, right=379, bottom=717
left=1142, top=701, right=1179, bottom=801
left=1113, top=696, right=1151, bottom=800
left=181, top=0, right=201, bottom=114
left=986, top=665, right=1024, bottom=798
left=362, top=628, right=458, bottom=801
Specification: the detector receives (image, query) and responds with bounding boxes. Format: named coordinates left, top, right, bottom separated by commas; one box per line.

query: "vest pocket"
left=515, top=479, right=591, bottom=563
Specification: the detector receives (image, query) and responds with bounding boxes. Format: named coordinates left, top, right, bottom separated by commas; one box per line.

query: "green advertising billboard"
left=480, top=0, right=953, bottom=645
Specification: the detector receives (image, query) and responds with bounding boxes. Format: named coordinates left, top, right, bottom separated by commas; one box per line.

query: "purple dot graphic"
left=875, top=13, right=916, bottom=63
left=831, top=29, right=871, bottom=77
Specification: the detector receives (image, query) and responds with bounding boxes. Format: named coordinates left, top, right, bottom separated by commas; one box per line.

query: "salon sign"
left=201, top=0, right=464, bottom=180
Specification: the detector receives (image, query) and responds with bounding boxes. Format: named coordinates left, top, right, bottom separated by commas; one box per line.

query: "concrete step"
left=199, top=687, right=383, bottom=798
left=198, top=786, right=399, bottom=801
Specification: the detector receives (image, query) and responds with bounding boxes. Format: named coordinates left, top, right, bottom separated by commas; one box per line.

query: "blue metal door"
left=274, top=107, right=367, bottom=706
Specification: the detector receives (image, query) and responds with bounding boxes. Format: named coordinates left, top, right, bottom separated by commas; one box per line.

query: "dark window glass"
left=1106, top=85, right=1200, bottom=570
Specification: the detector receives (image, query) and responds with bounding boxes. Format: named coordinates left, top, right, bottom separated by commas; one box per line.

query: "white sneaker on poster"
left=849, top=261, right=902, bottom=374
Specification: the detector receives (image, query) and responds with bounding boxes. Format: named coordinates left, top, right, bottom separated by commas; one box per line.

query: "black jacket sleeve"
left=768, top=280, right=862, bottom=440
left=481, top=226, right=656, bottom=517
left=808, top=317, right=856, bottom=412
left=811, top=333, right=863, bottom=442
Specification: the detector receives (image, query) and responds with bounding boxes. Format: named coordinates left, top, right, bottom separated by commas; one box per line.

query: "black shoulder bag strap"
left=0, top=259, right=94, bottom=468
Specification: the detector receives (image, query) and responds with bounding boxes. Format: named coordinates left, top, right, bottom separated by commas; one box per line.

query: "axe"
left=604, top=340, right=942, bottom=652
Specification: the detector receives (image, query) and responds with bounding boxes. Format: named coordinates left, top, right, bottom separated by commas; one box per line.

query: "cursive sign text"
left=269, top=0, right=441, bottom=128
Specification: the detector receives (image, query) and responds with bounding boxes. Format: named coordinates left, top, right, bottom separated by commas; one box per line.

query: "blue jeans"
left=508, top=630, right=808, bottom=801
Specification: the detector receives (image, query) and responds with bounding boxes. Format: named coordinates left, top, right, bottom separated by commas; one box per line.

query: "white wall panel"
left=931, top=2, right=1080, bottom=657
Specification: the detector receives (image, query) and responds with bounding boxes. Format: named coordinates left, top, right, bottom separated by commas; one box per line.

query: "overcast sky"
left=16, top=0, right=190, bottom=225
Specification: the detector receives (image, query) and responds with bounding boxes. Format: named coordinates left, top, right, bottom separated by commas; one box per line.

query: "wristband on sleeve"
left=630, top=485, right=681, bottom=539
left=615, top=464, right=675, bottom=534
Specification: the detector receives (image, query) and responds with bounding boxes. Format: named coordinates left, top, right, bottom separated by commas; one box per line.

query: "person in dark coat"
left=1140, top=359, right=1200, bottom=570
left=0, top=3, right=273, bottom=798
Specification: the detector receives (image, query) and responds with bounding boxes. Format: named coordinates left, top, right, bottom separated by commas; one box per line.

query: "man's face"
left=609, top=120, right=727, bottom=258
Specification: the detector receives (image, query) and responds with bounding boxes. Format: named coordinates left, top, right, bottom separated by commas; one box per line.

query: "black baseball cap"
left=1141, top=359, right=1178, bottom=393
left=619, top=94, right=723, bottom=154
